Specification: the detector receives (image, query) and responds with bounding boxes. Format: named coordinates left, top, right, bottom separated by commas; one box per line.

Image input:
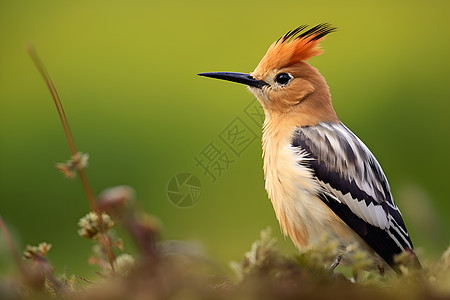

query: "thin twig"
left=76, top=275, right=95, bottom=285
left=27, top=46, right=116, bottom=272
left=0, top=215, right=27, bottom=276
left=27, top=45, right=97, bottom=213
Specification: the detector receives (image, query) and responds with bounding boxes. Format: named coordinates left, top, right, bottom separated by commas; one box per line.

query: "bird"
left=198, top=24, right=420, bottom=274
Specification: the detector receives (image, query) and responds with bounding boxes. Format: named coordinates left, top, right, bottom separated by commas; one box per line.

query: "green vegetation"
left=1, top=211, right=449, bottom=299
left=0, top=2, right=449, bottom=297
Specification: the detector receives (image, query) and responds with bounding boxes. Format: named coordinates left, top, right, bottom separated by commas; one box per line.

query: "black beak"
left=198, top=72, right=268, bottom=89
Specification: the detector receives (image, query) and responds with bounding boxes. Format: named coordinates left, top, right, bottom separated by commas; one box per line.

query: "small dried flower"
left=23, top=242, right=52, bottom=260
left=55, top=152, right=89, bottom=179
left=111, top=254, right=135, bottom=276
left=38, top=242, right=52, bottom=255
left=78, top=212, right=115, bottom=240
left=71, top=152, right=89, bottom=170
left=97, top=185, right=136, bottom=215
left=55, top=163, right=76, bottom=179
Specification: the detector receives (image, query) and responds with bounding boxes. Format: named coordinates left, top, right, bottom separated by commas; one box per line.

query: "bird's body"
left=263, top=117, right=413, bottom=269
left=262, top=119, right=352, bottom=252
left=199, top=24, right=419, bottom=273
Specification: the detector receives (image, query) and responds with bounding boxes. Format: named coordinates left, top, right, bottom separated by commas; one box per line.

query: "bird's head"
left=199, top=24, right=339, bottom=125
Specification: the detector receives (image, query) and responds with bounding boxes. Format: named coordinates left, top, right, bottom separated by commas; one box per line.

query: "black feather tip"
left=278, top=23, right=337, bottom=44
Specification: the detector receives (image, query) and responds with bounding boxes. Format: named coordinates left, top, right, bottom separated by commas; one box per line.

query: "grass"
left=0, top=48, right=449, bottom=300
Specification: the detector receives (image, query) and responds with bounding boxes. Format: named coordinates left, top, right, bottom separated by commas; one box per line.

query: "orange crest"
left=255, top=24, right=336, bottom=72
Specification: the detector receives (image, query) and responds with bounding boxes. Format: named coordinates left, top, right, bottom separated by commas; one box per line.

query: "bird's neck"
left=294, top=80, right=339, bottom=126
left=262, top=96, right=337, bottom=139
left=261, top=112, right=295, bottom=163
left=262, top=90, right=339, bottom=162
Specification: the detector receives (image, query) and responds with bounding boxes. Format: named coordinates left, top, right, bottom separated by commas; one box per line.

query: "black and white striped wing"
left=291, top=122, right=414, bottom=268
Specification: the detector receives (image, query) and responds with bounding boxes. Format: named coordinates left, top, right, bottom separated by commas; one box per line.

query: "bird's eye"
left=275, top=73, right=293, bottom=85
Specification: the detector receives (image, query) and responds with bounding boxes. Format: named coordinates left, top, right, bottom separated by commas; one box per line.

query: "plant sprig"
left=27, top=46, right=116, bottom=272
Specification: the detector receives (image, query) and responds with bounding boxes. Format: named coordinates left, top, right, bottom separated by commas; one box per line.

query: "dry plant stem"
left=0, top=215, right=27, bottom=276
left=27, top=46, right=96, bottom=212
left=27, top=46, right=116, bottom=272
left=76, top=276, right=95, bottom=284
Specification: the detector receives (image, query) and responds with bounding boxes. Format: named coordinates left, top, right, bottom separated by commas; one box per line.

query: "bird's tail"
left=393, top=248, right=422, bottom=274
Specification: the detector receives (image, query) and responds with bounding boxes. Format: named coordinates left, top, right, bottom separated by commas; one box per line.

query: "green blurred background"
left=0, top=0, right=449, bottom=277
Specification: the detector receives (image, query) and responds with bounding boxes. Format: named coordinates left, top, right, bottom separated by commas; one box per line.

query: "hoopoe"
left=199, top=24, right=420, bottom=273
